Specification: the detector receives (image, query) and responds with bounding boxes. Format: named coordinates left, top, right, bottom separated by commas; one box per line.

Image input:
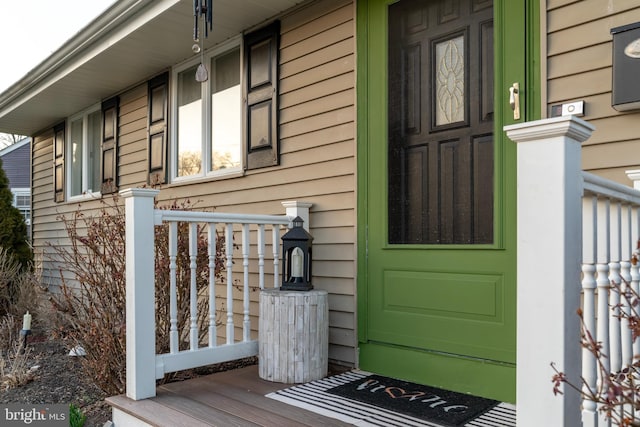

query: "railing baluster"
left=620, top=203, right=634, bottom=423
left=169, top=221, right=179, bottom=354
left=582, top=195, right=598, bottom=427
left=631, top=206, right=640, bottom=425
left=258, top=224, right=265, bottom=290
left=631, top=237, right=640, bottom=425
left=621, top=204, right=632, bottom=367
left=632, top=206, right=640, bottom=360
left=609, top=202, right=622, bottom=376
left=272, top=226, right=280, bottom=288
left=189, top=223, right=198, bottom=350
left=596, top=197, right=611, bottom=427
left=208, top=224, right=217, bottom=348
left=242, top=223, right=250, bottom=342
left=225, top=223, right=234, bottom=344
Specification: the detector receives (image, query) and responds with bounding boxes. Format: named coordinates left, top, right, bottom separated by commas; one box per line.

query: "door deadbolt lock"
left=509, top=83, right=520, bottom=120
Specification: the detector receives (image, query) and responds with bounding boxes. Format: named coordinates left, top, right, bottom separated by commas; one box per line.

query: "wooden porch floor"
left=106, top=364, right=354, bottom=426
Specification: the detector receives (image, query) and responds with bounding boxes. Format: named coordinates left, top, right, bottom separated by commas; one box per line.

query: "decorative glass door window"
left=435, top=35, right=465, bottom=126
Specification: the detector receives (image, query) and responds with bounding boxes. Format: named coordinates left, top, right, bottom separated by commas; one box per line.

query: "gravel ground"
left=0, top=337, right=111, bottom=427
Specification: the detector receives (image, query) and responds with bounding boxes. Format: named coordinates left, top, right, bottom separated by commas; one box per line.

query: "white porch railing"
left=580, top=172, right=640, bottom=426
left=119, top=188, right=311, bottom=400
left=507, top=116, right=640, bottom=426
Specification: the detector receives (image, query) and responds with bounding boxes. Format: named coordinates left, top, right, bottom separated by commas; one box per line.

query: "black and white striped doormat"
left=266, top=371, right=516, bottom=427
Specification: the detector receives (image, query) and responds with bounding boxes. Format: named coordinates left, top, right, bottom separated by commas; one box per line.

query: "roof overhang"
left=0, top=0, right=307, bottom=136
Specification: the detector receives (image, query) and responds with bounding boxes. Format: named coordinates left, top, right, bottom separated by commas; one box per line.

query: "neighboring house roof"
left=0, top=137, right=30, bottom=188
left=0, top=0, right=306, bottom=136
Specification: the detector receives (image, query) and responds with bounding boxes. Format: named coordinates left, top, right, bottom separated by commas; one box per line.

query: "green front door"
left=357, top=0, right=539, bottom=403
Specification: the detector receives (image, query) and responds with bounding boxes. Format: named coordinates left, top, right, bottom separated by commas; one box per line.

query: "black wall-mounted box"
left=611, top=22, right=640, bottom=111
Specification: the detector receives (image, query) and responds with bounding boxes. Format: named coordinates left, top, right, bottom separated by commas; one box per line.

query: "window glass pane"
left=70, top=118, right=83, bottom=196
left=87, top=110, right=101, bottom=192
left=177, top=65, right=203, bottom=177
left=16, top=194, right=29, bottom=208
left=211, top=49, right=241, bottom=171
left=214, top=48, right=240, bottom=92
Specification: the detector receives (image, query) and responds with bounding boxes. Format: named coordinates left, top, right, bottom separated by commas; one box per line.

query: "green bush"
left=0, top=158, right=31, bottom=268
left=0, top=158, right=32, bottom=312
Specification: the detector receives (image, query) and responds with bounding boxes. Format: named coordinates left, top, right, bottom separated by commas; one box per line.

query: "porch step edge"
left=106, top=395, right=210, bottom=427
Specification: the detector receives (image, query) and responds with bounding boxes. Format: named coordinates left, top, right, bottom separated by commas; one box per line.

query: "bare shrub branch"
left=48, top=195, right=226, bottom=395
left=552, top=252, right=640, bottom=426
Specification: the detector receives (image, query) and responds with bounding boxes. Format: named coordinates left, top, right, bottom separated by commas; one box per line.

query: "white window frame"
left=11, top=188, right=31, bottom=230
left=12, top=188, right=30, bottom=209
left=66, top=103, right=102, bottom=200
left=170, top=36, right=243, bottom=183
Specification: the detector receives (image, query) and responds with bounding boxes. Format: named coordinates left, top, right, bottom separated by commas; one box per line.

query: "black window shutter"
left=148, top=72, right=169, bottom=185
left=53, top=123, right=65, bottom=203
left=244, top=21, right=280, bottom=170
left=101, top=96, right=119, bottom=194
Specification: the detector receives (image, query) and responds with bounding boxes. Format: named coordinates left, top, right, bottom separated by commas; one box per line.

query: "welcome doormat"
left=326, top=374, right=497, bottom=426
left=266, top=370, right=516, bottom=427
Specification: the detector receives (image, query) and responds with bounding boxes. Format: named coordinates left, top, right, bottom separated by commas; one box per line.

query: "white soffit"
left=0, top=0, right=307, bottom=135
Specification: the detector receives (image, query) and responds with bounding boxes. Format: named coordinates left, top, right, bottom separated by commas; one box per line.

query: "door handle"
left=509, top=83, right=520, bottom=120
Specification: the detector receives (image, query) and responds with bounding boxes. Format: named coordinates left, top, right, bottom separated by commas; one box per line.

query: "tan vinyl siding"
left=546, top=1, right=640, bottom=184
left=118, top=84, right=149, bottom=188
left=32, top=0, right=356, bottom=366
left=32, top=130, right=58, bottom=287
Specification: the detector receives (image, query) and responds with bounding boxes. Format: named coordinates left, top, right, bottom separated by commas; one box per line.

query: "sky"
left=0, top=0, right=116, bottom=93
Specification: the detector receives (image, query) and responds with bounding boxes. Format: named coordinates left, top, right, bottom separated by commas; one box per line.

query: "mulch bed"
left=0, top=337, right=110, bottom=427
left=0, top=333, right=259, bottom=427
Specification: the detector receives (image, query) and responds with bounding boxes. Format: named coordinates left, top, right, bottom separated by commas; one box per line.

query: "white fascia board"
left=0, top=0, right=180, bottom=118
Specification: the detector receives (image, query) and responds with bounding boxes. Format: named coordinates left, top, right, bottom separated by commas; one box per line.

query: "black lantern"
left=281, top=216, right=313, bottom=291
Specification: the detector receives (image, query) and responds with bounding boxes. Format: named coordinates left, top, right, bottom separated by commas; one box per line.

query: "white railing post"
left=505, top=116, right=595, bottom=427
left=625, top=170, right=640, bottom=190
left=279, top=201, right=313, bottom=287
left=120, top=188, right=160, bottom=400
left=282, top=201, right=313, bottom=230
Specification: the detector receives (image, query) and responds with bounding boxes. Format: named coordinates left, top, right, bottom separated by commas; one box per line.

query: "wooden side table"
left=259, top=289, right=328, bottom=383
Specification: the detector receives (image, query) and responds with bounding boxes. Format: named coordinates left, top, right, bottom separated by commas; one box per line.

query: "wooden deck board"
left=160, top=365, right=352, bottom=427
left=159, top=381, right=309, bottom=427
left=153, top=391, right=261, bottom=427
left=107, top=395, right=211, bottom=427
left=108, top=365, right=352, bottom=426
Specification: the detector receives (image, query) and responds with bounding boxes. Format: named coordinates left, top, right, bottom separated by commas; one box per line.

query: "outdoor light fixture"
left=611, top=22, right=640, bottom=111
left=21, top=311, right=31, bottom=353
left=193, top=0, right=214, bottom=82
left=281, top=216, right=313, bottom=291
